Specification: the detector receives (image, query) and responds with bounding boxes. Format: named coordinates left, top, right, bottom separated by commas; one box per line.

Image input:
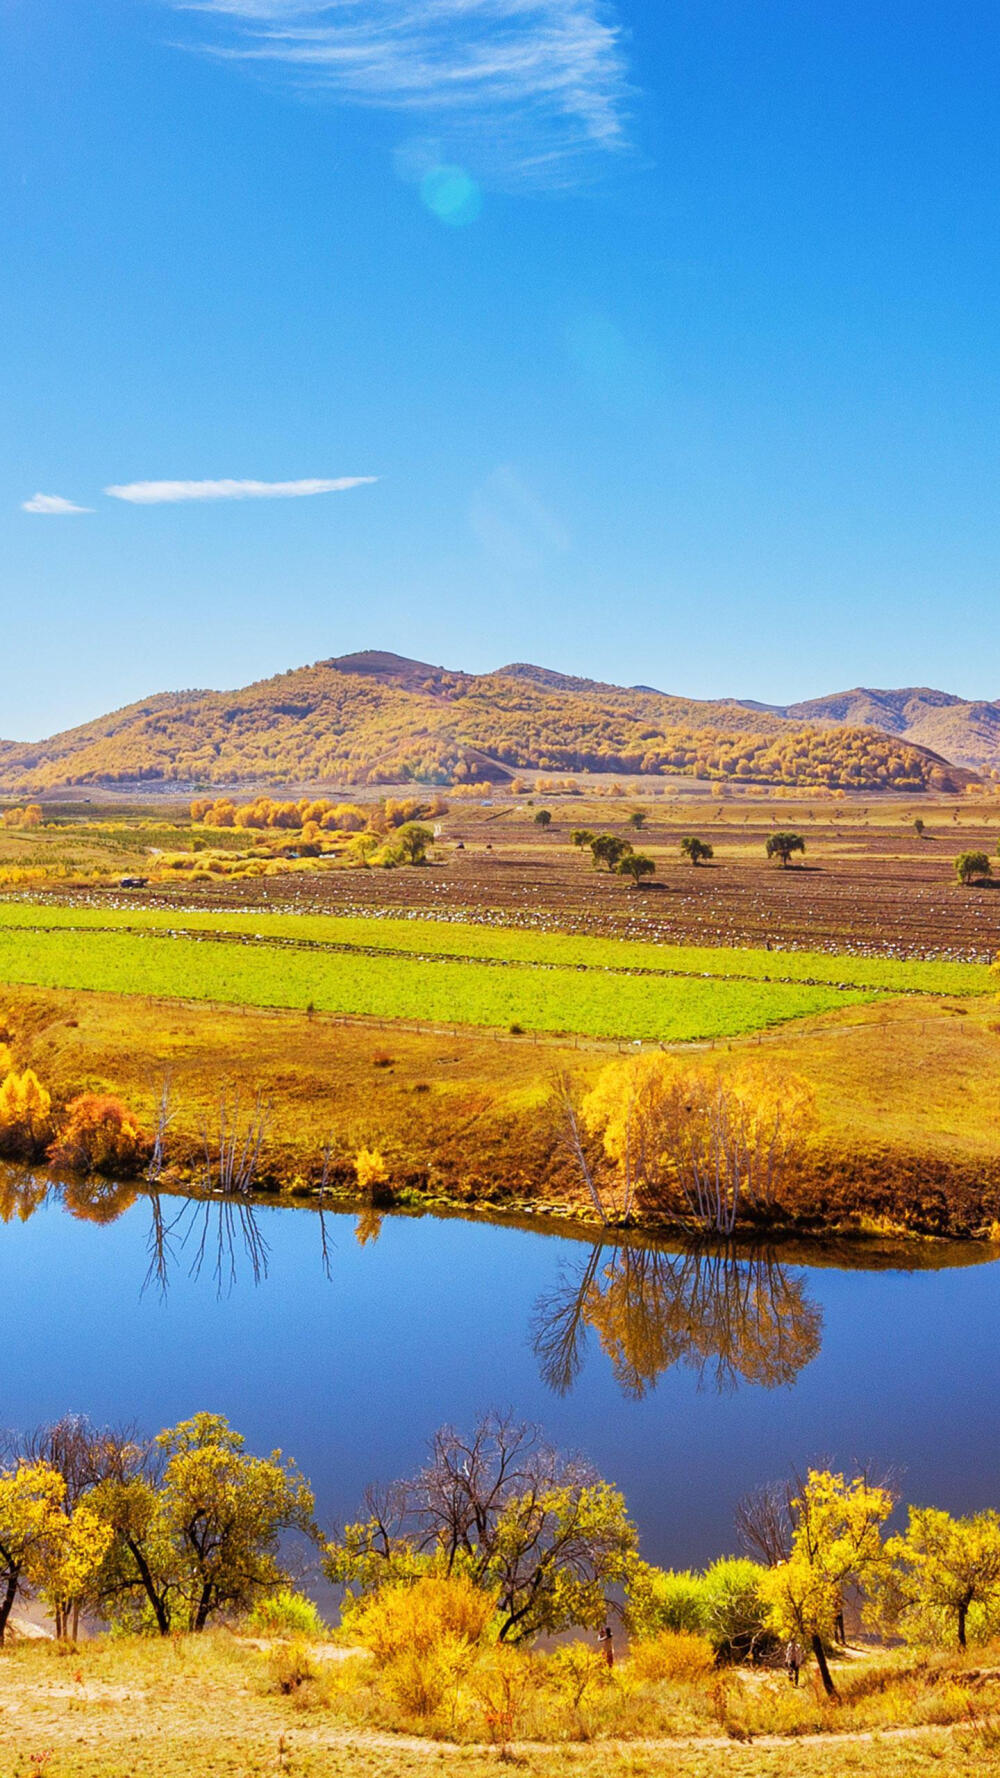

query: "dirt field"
left=28, top=795, right=1000, bottom=962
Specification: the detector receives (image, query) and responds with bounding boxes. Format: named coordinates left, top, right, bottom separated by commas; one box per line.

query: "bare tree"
left=736, top=1477, right=799, bottom=1568
left=325, top=1412, right=637, bottom=1642
left=554, top=1073, right=639, bottom=1225
left=200, top=1089, right=271, bottom=1196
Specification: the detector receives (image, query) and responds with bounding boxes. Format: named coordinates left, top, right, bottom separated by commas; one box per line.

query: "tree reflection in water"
left=531, top=1243, right=822, bottom=1399
left=2, top=1165, right=820, bottom=1381
left=0, top=1163, right=271, bottom=1298
left=143, top=1188, right=271, bottom=1297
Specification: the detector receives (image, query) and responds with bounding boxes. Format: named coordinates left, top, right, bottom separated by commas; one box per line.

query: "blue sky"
left=4, top=0, right=1000, bottom=739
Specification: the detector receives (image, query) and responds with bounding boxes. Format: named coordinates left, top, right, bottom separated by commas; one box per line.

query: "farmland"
left=0, top=913, right=884, bottom=1043
left=2, top=792, right=1000, bottom=1231
left=0, top=900, right=991, bottom=995
left=7, top=788, right=1000, bottom=965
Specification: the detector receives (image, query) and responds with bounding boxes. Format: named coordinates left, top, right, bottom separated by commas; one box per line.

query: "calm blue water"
left=2, top=1183, right=999, bottom=1576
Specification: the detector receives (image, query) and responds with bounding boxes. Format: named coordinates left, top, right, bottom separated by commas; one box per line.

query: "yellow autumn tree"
left=760, top=1469, right=894, bottom=1696
left=0, top=1461, right=66, bottom=1642
left=33, top=1499, right=114, bottom=1640
left=884, top=1507, right=1000, bottom=1649
left=0, top=1066, right=53, bottom=1160
left=580, top=1054, right=814, bottom=1234
left=355, top=1147, right=389, bottom=1195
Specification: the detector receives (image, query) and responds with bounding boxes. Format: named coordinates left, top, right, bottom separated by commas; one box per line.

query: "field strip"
left=0, top=917, right=960, bottom=996
left=0, top=924, right=881, bottom=1043
left=0, top=899, right=990, bottom=996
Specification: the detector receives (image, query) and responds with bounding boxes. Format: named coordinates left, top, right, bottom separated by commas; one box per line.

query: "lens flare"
left=419, top=165, right=483, bottom=226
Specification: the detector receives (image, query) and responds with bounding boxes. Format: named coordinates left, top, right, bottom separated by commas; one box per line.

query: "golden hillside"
left=746, top=685, right=1000, bottom=775
left=0, top=651, right=974, bottom=794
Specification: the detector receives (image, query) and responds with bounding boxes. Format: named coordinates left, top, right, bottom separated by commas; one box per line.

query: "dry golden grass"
left=0, top=981, right=590, bottom=1207
left=1, top=1634, right=999, bottom=1778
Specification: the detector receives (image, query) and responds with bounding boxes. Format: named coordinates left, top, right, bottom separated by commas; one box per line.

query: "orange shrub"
left=48, top=1094, right=149, bottom=1177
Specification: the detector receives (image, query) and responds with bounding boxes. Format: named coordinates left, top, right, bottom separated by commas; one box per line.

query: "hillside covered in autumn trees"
left=0, top=651, right=975, bottom=795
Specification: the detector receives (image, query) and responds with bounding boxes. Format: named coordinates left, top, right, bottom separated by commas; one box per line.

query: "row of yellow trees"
left=0, top=1414, right=312, bottom=1643
left=2, top=1409, right=998, bottom=1688
left=190, top=793, right=444, bottom=833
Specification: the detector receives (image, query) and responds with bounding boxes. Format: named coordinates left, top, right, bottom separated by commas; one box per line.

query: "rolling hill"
left=738, top=687, right=1000, bottom=774
left=0, top=651, right=976, bottom=796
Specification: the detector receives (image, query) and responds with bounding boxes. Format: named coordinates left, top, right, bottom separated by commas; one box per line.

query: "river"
left=1, top=1169, right=998, bottom=1583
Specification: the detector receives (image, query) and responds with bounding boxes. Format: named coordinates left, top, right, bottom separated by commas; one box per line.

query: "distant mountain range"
left=0, top=652, right=981, bottom=796
left=731, top=687, right=1000, bottom=775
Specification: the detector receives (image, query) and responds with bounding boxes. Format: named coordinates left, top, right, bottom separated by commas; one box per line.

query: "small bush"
left=354, top=1146, right=389, bottom=1195
left=700, top=1557, right=771, bottom=1660
left=380, top=1637, right=473, bottom=1721
left=267, top=1639, right=320, bottom=1698
left=628, top=1565, right=707, bottom=1638
left=547, top=1642, right=609, bottom=1709
left=628, top=1630, right=716, bottom=1684
left=350, top=1573, right=497, bottom=1666
left=48, top=1093, right=149, bottom=1176
left=471, top=1642, right=537, bottom=1746
left=248, top=1588, right=325, bottom=1639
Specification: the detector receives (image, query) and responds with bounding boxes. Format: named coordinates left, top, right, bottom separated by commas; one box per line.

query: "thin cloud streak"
left=103, top=476, right=378, bottom=504
left=170, top=1, right=630, bottom=184
left=21, top=493, right=93, bottom=515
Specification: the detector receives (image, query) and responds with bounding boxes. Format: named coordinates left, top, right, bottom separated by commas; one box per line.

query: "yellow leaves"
left=885, top=1505, right=1000, bottom=1646
left=351, top=1572, right=497, bottom=1666
left=355, top=1147, right=388, bottom=1193
left=0, top=656, right=948, bottom=794
left=33, top=1502, right=114, bottom=1619
left=0, top=1065, right=53, bottom=1153
left=0, top=1460, right=66, bottom=1557
left=761, top=1469, right=895, bottom=1645
left=47, top=1094, right=148, bottom=1177
left=579, top=1053, right=815, bottom=1230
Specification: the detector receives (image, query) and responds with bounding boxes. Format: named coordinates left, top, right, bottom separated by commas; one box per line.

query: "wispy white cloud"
left=21, top=493, right=93, bottom=515
left=103, top=475, right=378, bottom=504
left=168, top=1, right=630, bottom=185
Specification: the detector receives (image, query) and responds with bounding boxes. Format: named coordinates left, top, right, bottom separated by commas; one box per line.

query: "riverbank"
left=3, top=983, right=1000, bottom=1242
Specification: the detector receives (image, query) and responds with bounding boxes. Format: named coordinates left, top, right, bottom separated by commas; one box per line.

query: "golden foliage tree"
left=885, top=1507, right=1000, bottom=1649
left=760, top=1470, right=894, bottom=1696
left=579, top=1055, right=814, bottom=1235
left=0, top=1066, right=52, bottom=1160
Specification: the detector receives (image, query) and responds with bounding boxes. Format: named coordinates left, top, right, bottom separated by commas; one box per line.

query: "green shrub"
left=248, top=1588, right=325, bottom=1639
left=627, top=1563, right=707, bottom=1638
left=699, top=1558, right=771, bottom=1660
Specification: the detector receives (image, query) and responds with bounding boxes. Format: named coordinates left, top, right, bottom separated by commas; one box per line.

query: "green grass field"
left=0, top=906, right=905, bottom=1042
left=0, top=900, right=990, bottom=993
left=0, top=903, right=925, bottom=1038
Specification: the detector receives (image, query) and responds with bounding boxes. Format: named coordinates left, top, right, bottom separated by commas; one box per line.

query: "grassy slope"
left=5, top=983, right=1000, bottom=1230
